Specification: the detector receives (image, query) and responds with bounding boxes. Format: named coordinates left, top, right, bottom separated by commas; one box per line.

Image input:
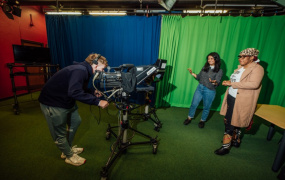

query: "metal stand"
left=7, top=63, right=59, bottom=115
left=129, top=91, right=162, bottom=131
left=100, top=92, right=158, bottom=180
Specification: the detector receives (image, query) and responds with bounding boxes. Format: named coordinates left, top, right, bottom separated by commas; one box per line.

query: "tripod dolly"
left=100, top=92, right=159, bottom=180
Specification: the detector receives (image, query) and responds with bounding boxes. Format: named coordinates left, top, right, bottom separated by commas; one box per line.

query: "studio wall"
left=0, top=6, right=48, bottom=99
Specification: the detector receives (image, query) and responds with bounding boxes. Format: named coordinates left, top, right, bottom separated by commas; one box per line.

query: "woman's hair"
left=202, top=52, right=221, bottom=73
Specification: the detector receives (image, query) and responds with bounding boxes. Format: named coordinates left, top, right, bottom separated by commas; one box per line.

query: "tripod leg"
left=129, top=126, right=159, bottom=154
left=149, top=108, right=162, bottom=131
left=122, top=110, right=128, bottom=145
left=106, top=124, right=119, bottom=140
left=101, top=126, right=127, bottom=179
left=144, top=104, right=150, bottom=121
left=152, top=140, right=158, bottom=154
left=101, top=108, right=130, bottom=178
left=143, top=104, right=162, bottom=131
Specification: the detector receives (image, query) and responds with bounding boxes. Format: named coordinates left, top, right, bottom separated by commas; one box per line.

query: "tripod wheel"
left=154, top=127, right=160, bottom=132
left=152, top=144, right=158, bottom=154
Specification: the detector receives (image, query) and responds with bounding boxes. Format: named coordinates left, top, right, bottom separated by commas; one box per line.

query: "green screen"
left=156, top=15, right=285, bottom=110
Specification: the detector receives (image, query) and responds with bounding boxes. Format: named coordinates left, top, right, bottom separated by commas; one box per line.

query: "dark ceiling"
left=19, top=0, right=285, bottom=16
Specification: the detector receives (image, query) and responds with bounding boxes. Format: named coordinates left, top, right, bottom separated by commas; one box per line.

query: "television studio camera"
left=93, top=58, right=166, bottom=130
left=93, top=59, right=167, bottom=180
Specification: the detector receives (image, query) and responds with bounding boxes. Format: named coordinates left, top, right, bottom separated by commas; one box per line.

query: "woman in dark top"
left=184, top=52, right=223, bottom=128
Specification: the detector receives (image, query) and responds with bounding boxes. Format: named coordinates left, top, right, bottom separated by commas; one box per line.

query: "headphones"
left=92, top=54, right=101, bottom=65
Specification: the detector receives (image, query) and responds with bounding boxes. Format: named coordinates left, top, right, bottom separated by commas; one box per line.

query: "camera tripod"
left=129, top=86, right=162, bottom=132
left=100, top=92, right=159, bottom=180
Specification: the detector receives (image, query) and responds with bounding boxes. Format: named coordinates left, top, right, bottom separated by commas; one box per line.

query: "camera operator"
left=39, top=53, right=109, bottom=166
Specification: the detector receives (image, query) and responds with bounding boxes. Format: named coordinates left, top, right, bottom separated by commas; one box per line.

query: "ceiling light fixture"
left=183, top=10, right=228, bottom=14
left=89, top=11, right=127, bottom=16
left=45, top=12, right=82, bottom=15
left=202, top=4, right=278, bottom=8
left=135, top=10, right=167, bottom=13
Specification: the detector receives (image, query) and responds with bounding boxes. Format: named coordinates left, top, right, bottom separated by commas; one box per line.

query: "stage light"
left=158, top=0, right=177, bottom=11
left=12, top=6, right=21, bottom=17
left=2, top=3, right=12, bottom=12
left=1, top=0, right=21, bottom=19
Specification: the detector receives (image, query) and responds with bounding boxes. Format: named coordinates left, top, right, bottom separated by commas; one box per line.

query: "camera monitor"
left=135, top=59, right=166, bottom=84
left=155, top=59, right=167, bottom=70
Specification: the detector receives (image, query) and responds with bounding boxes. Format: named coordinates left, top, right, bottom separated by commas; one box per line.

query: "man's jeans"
left=40, top=103, right=81, bottom=157
left=188, top=84, right=216, bottom=121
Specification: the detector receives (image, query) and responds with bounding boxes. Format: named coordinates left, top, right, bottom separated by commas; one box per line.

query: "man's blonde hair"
left=85, top=53, right=108, bottom=67
left=98, top=56, right=108, bottom=67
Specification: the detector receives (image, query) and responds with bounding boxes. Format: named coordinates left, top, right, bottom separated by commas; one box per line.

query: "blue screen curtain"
left=45, top=15, right=161, bottom=68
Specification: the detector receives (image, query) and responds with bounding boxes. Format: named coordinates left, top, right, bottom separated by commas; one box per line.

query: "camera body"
left=98, top=59, right=167, bottom=94
left=100, top=70, right=122, bottom=89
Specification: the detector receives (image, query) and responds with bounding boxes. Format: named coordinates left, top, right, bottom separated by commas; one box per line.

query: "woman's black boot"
left=214, top=146, right=230, bottom=155
left=215, top=134, right=232, bottom=156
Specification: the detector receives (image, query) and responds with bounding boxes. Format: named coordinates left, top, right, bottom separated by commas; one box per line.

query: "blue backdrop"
left=45, top=15, right=161, bottom=68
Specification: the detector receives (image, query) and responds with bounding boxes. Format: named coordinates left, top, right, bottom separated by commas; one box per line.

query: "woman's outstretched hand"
left=188, top=68, right=197, bottom=78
